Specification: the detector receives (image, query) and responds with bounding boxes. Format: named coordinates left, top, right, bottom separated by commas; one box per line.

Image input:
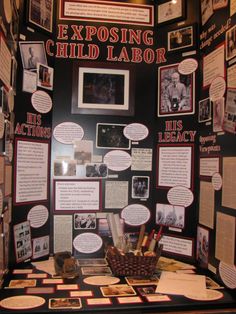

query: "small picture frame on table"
left=168, top=24, right=196, bottom=53
left=27, top=0, right=54, bottom=33
left=157, top=0, right=186, bottom=25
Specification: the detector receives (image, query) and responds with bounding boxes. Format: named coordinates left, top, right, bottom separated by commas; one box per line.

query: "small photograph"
left=198, top=98, right=211, bottom=122
left=54, top=159, right=76, bottom=176
left=101, top=284, right=136, bottom=297
left=77, top=258, right=107, bottom=266
left=81, top=266, right=112, bottom=276
left=201, top=0, right=214, bottom=25
left=8, top=279, right=36, bottom=288
left=85, top=163, right=108, bottom=178
left=98, top=218, right=112, bottom=237
left=196, top=225, right=209, bottom=267
left=19, top=41, right=47, bottom=70
left=49, top=298, right=82, bottom=309
left=132, top=176, right=150, bottom=199
left=213, top=97, right=224, bottom=132
left=28, top=0, right=54, bottom=33
left=96, top=123, right=130, bottom=150
left=125, top=276, right=159, bottom=286
left=226, top=25, right=236, bottom=61
left=1, top=86, right=9, bottom=117
left=168, top=25, right=194, bottom=52
left=156, top=203, right=185, bottom=229
left=37, top=63, right=54, bottom=90
left=158, top=63, right=195, bottom=117
left=137, top=286, right=157, bottom=296
left=74, top=213, right=96, bottom=229
left=212, top=0, right=228, bottom=10
left=226, top=88, right=236, bottom=114
left=74, top=140, right=93, bottom=165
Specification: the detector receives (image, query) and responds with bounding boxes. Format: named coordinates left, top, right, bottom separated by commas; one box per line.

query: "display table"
left=0, top=261, right=235, bottom=314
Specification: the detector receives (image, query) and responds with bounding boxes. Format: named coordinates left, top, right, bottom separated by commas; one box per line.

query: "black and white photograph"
left=37, top=63, right=54, bottom=90
left=212, top=0, right=228, bottom=10
left=156, top=203, right=185, bottom=229
left=85, top=163, right=108, bottom=178
left=213, top=97, right=224, bottom=132
left=72, top=63, right=134, bottom=116
left=200, top=0, right=214, bottom=25
left=53, top=159, right=76, bottom=176
left=49, top=298, right=82, bottom=310
left=74, top=213, right=96, bottom=229
left=158, top=63, right=195, bottom=117
left=19, top=41, right=47, bottom=70
left=28, top=0, right=54, bottom=33
left=132, top=176, right=150, bottom=199
left=157, top=0, right=186, bottom=25
left=198, top=98, right=211, bottom=123
left=226, top=25, right=236, bottom=61
left=73, top=140, right=93, bottom=165
left=96, top=123, right=130, bottom=149
left=168, top=25, right=195, bottom=52
left=196, top=225, right=209, bottom=267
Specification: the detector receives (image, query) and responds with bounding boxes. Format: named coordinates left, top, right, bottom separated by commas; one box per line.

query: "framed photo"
left=156, top=203, right=185, bottom=229
left=157, top=0, right=186, bottom=25
left=132, top=176, right=150, bottom=199
left=226, top=25, right=236, bottom=61
left=37, top=63, right=54, bottom=90
left=196, top=225, right=209, bottom=267
left=200, top=0, right=213, bottom=26
left=19, top=41, right=47, bottom=70
left=27, top=0, right=54, bottom=33
left=157, top=63, right=195, bottom=117
left=198, top=97, right=211, bottom=123
left=168, top=24, right=196, bottom=52
left=96, top=123, right=130, bottom=150
left=72, top=62, right=135, bottom=116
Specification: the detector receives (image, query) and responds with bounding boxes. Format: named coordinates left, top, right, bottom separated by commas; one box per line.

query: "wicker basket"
left=106, top=248, right=161, bottom=277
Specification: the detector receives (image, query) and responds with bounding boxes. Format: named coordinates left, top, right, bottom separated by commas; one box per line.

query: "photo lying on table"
left=156, top=203, right=185, bottom=229
left=49, top=298, right=82, bottom=309
left=81, top=266, right=112, bottom=276
left=158, top=63, right=195, bottom=117
left=28, top=0, right=54, bottom=33
left=101, top=284, right=136, bottom=297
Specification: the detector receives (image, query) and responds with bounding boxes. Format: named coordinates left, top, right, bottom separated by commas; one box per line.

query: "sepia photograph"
left=74, top=213, right=96, bottom=229
left=201, top=0, right=214, bottom=25
left=158, top=63, right=195, bottom=117
left=226, top=25, right=236, bottom=61
left=168, top=25, right=195, bottom=52
left=49, top=298, right=81, bottom=309
left=198, top=98, right=211, bottom=123
left=96, top=123, right=130, bottom=150
left=157, top=0, right=185, bottom=25
left=73, top=140, right=93, bottom=165
left=81, top=266, right=112, bottom=276
left=37, top=63, right=54, bottom=90
left=28, top=0, right=54, bottom=32
left=132, top=176, right=149, bottom=199
left=156, top=203, right=185, bottom=229
left=19, top=41, right=47, bottom=70
left=101, top=284, right=136, bottom=297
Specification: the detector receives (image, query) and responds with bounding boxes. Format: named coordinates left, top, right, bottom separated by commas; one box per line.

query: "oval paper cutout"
left=53, top=122, right=84, bottom=145
left=167, top=186, right=194, bottom=207
left=73, top=233, right=102, bottom=254
left=31, top=90, right=52, bottom=113
left=209, top=77, right=226, bottom=102
left=121, top=204, right=150, bottom=226
left=104, top=150, right=131, bottom=171
left=27, top=205, right=49, bottom=228
left=178, top=58, right=198, bottom=75
left=219, top=262, right=236, bottom=289
left=0, top=296, right=45, bottom=310
left=212, top=172, right=222, bottom=191
left=123, top=123, right=149, bottom=141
